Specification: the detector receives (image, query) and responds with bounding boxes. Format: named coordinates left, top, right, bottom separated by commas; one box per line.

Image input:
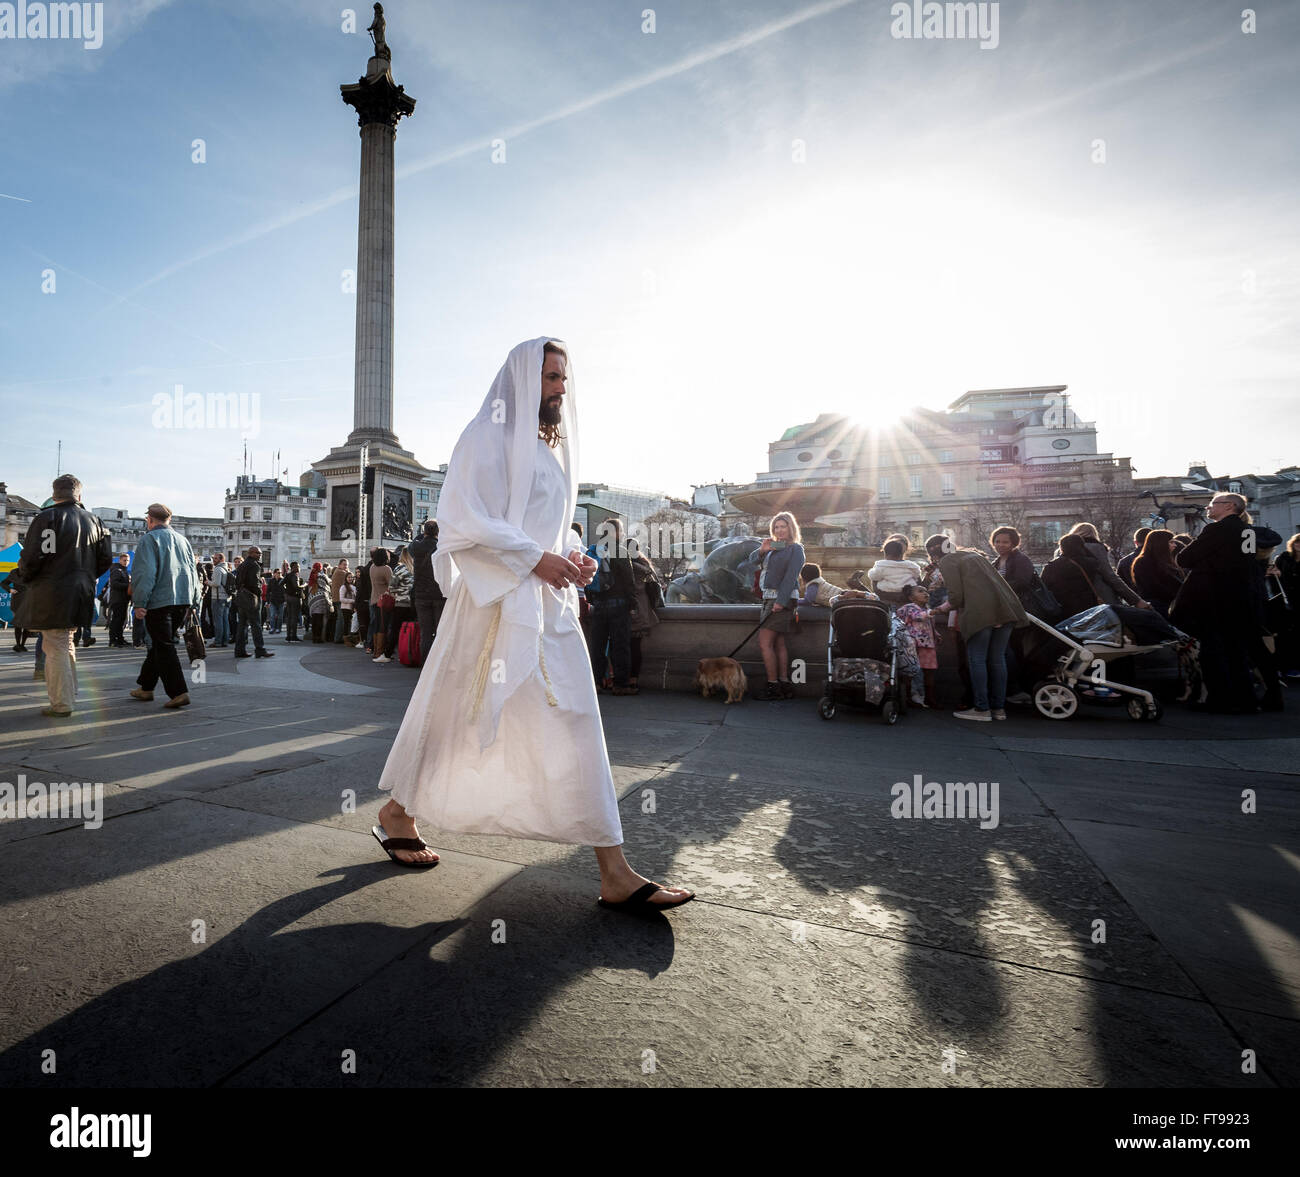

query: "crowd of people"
left=3, top=476, right=452, bottom=715
left=7, top=476, right=1296, bottom=723
left=747, top=493, right=1297, bottom=719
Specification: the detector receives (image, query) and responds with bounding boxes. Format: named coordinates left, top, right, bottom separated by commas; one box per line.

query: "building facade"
left=575, top=482, right=674, bottom=539
left=415, top=466, right=447, bottom=530
left=0, top=484, right=41, bottom=549
left=740, top=387, right=1146, bottom=558
left=223, top=476, right=328, bottom=568
left=1186, top=465, right=1300, bottom=541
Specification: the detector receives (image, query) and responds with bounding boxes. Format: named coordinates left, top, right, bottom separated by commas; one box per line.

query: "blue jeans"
left=964, top=623, right=1013, bottom=711
left=268, top=602, right=283, bottom=632
left=367, top=603, right=381, bottom=651
left=211, top=602, right=230, bottom=646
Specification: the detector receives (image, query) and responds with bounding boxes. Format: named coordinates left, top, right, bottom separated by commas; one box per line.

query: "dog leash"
left=725, top=620, right=766, bottom=660
left=728, top=606, right=800, bottom=658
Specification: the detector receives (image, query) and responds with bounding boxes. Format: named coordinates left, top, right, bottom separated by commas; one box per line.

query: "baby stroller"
left=1022, top=605, right=1186, bottom=722
left=818, top=598, right=906, bottom=724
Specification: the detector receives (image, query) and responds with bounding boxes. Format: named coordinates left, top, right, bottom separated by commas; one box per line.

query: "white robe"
left=377, top=438, right=624, bottom=846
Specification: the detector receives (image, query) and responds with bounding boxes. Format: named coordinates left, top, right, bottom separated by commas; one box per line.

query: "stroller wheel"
left=1033, top=679, right=1078, bottom=720
left=1127, top=696, right=1163, bottom=722
left=818, top=697, right=836, bottom=720
left=880, top=700, right=899, bottom=725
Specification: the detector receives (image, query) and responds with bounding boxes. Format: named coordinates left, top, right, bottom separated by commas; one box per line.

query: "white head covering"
left=432, top=336, right=578, bottom=597
left=432, top=336, right=580, bottom=748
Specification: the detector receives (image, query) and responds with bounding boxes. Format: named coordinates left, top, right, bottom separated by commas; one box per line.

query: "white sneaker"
left=372, top=654, right=390, bottom=663
left=953, top=708, right=992, bottom=722
left=991, top=709, right=1007, bottom=720
left=911, top=698, right=928, bottom=708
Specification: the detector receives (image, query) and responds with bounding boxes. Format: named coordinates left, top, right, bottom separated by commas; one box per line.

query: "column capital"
left=340, top=66, right=416, bottom=131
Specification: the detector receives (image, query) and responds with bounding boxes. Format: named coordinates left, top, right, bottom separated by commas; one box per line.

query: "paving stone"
left=0, top=799, right=518, bottom=1086
left=222, top=866, right=1256, bottom=1088
left=615, top=771, right=1194, bottom=993
left=1064, top=822, right=1300, bottom=1020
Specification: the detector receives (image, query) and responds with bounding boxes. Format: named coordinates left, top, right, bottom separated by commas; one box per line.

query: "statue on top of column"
left=367, top=3, right=390, bottom=60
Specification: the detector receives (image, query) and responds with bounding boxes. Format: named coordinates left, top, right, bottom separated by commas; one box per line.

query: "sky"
left=1, top=0, right=1297, bottom=517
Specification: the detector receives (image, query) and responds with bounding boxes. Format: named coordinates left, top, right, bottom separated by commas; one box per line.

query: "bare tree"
left=961, top=496, right=1033, bottom=555
left=1080, top=475, right=1145, bottom=558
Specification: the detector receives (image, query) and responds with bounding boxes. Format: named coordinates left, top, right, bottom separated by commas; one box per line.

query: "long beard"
left=538, top=398, right=564, bottom=448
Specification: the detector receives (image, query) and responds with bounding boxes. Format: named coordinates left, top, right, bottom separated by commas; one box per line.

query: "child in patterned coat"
left=896, top=584, right=940, bottom=707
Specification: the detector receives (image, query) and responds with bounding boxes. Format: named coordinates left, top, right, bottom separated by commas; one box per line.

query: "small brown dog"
left=694, top=657, right=747, bottom=703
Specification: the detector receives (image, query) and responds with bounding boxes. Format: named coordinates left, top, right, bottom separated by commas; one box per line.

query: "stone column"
left=340, top=55, right=415, bottom=449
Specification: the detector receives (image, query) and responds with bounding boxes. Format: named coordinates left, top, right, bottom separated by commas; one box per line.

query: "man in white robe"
left=373, top=337, right=693, bottom=912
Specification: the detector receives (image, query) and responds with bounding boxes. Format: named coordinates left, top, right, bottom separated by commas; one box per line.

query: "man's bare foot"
left=377, top=799, right=439, bottom=865
left=599, top=870, right=692, bottom=906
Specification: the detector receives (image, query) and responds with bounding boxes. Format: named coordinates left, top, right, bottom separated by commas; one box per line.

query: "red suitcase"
left=398, top=620, right=421, bottom=667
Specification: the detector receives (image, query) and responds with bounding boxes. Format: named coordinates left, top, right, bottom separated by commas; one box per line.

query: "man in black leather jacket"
left=233, top=546, right=274, bottom=659
left=108, top=553, right=131, bottom=646
left=14, top=475, right=112, bottom=716
left=407, top=519, right=445, bottom=665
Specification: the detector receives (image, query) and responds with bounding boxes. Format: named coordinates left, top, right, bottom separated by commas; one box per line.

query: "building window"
left=797, top=451, right=813, bottom=462
left=262, top=530, right=272, bottom=540
left=906, top=453, right=921, bottom=465
left=241, top=529, right=251, bottom=540
left=262, top=508, right=272, bottom=521
left=416, top=507, right=429, bottom=522
left=1228, top=480, right=1242, bottom=493
left=309, top=511, right=318, bottom=522
left=1030, top=521, right=1063, bottom=550
left=941, top=450, right=953, bottom=463
left=416, top=488, right=430, bottom=502
left=910, top=474, right=922, bottom=497
left=228, top=508, right=235, bottom=520
left=827, top=449, right=842, bottom=460
left=878, top=477, right=891, bottom=500
left=942, top=474, right=955, bottom=497
left=242, top=507, right=251, bottom=520
left=291, top=509, right=299, bottom=521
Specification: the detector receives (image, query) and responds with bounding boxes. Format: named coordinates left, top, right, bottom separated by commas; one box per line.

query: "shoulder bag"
left=183, top=607, right=206, bottom=664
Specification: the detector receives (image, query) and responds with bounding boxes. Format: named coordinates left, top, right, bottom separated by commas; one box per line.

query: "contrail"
left=0, top=192, right=32, bottom=202
left=105, top=0, right=864, bottom=308
left=29, top=249, right=234, bottom=356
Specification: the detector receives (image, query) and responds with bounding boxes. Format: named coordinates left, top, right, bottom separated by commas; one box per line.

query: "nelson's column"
left=313, top=4, right=430, bottom=558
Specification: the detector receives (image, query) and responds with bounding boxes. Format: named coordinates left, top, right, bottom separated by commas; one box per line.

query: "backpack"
left=398, top=620, right=421, bottom=666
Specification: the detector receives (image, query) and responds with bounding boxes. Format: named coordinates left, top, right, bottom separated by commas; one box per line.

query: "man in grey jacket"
left=129, top=503, right=203, bottom=709
left=209, top=552, right=231, bottom=647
